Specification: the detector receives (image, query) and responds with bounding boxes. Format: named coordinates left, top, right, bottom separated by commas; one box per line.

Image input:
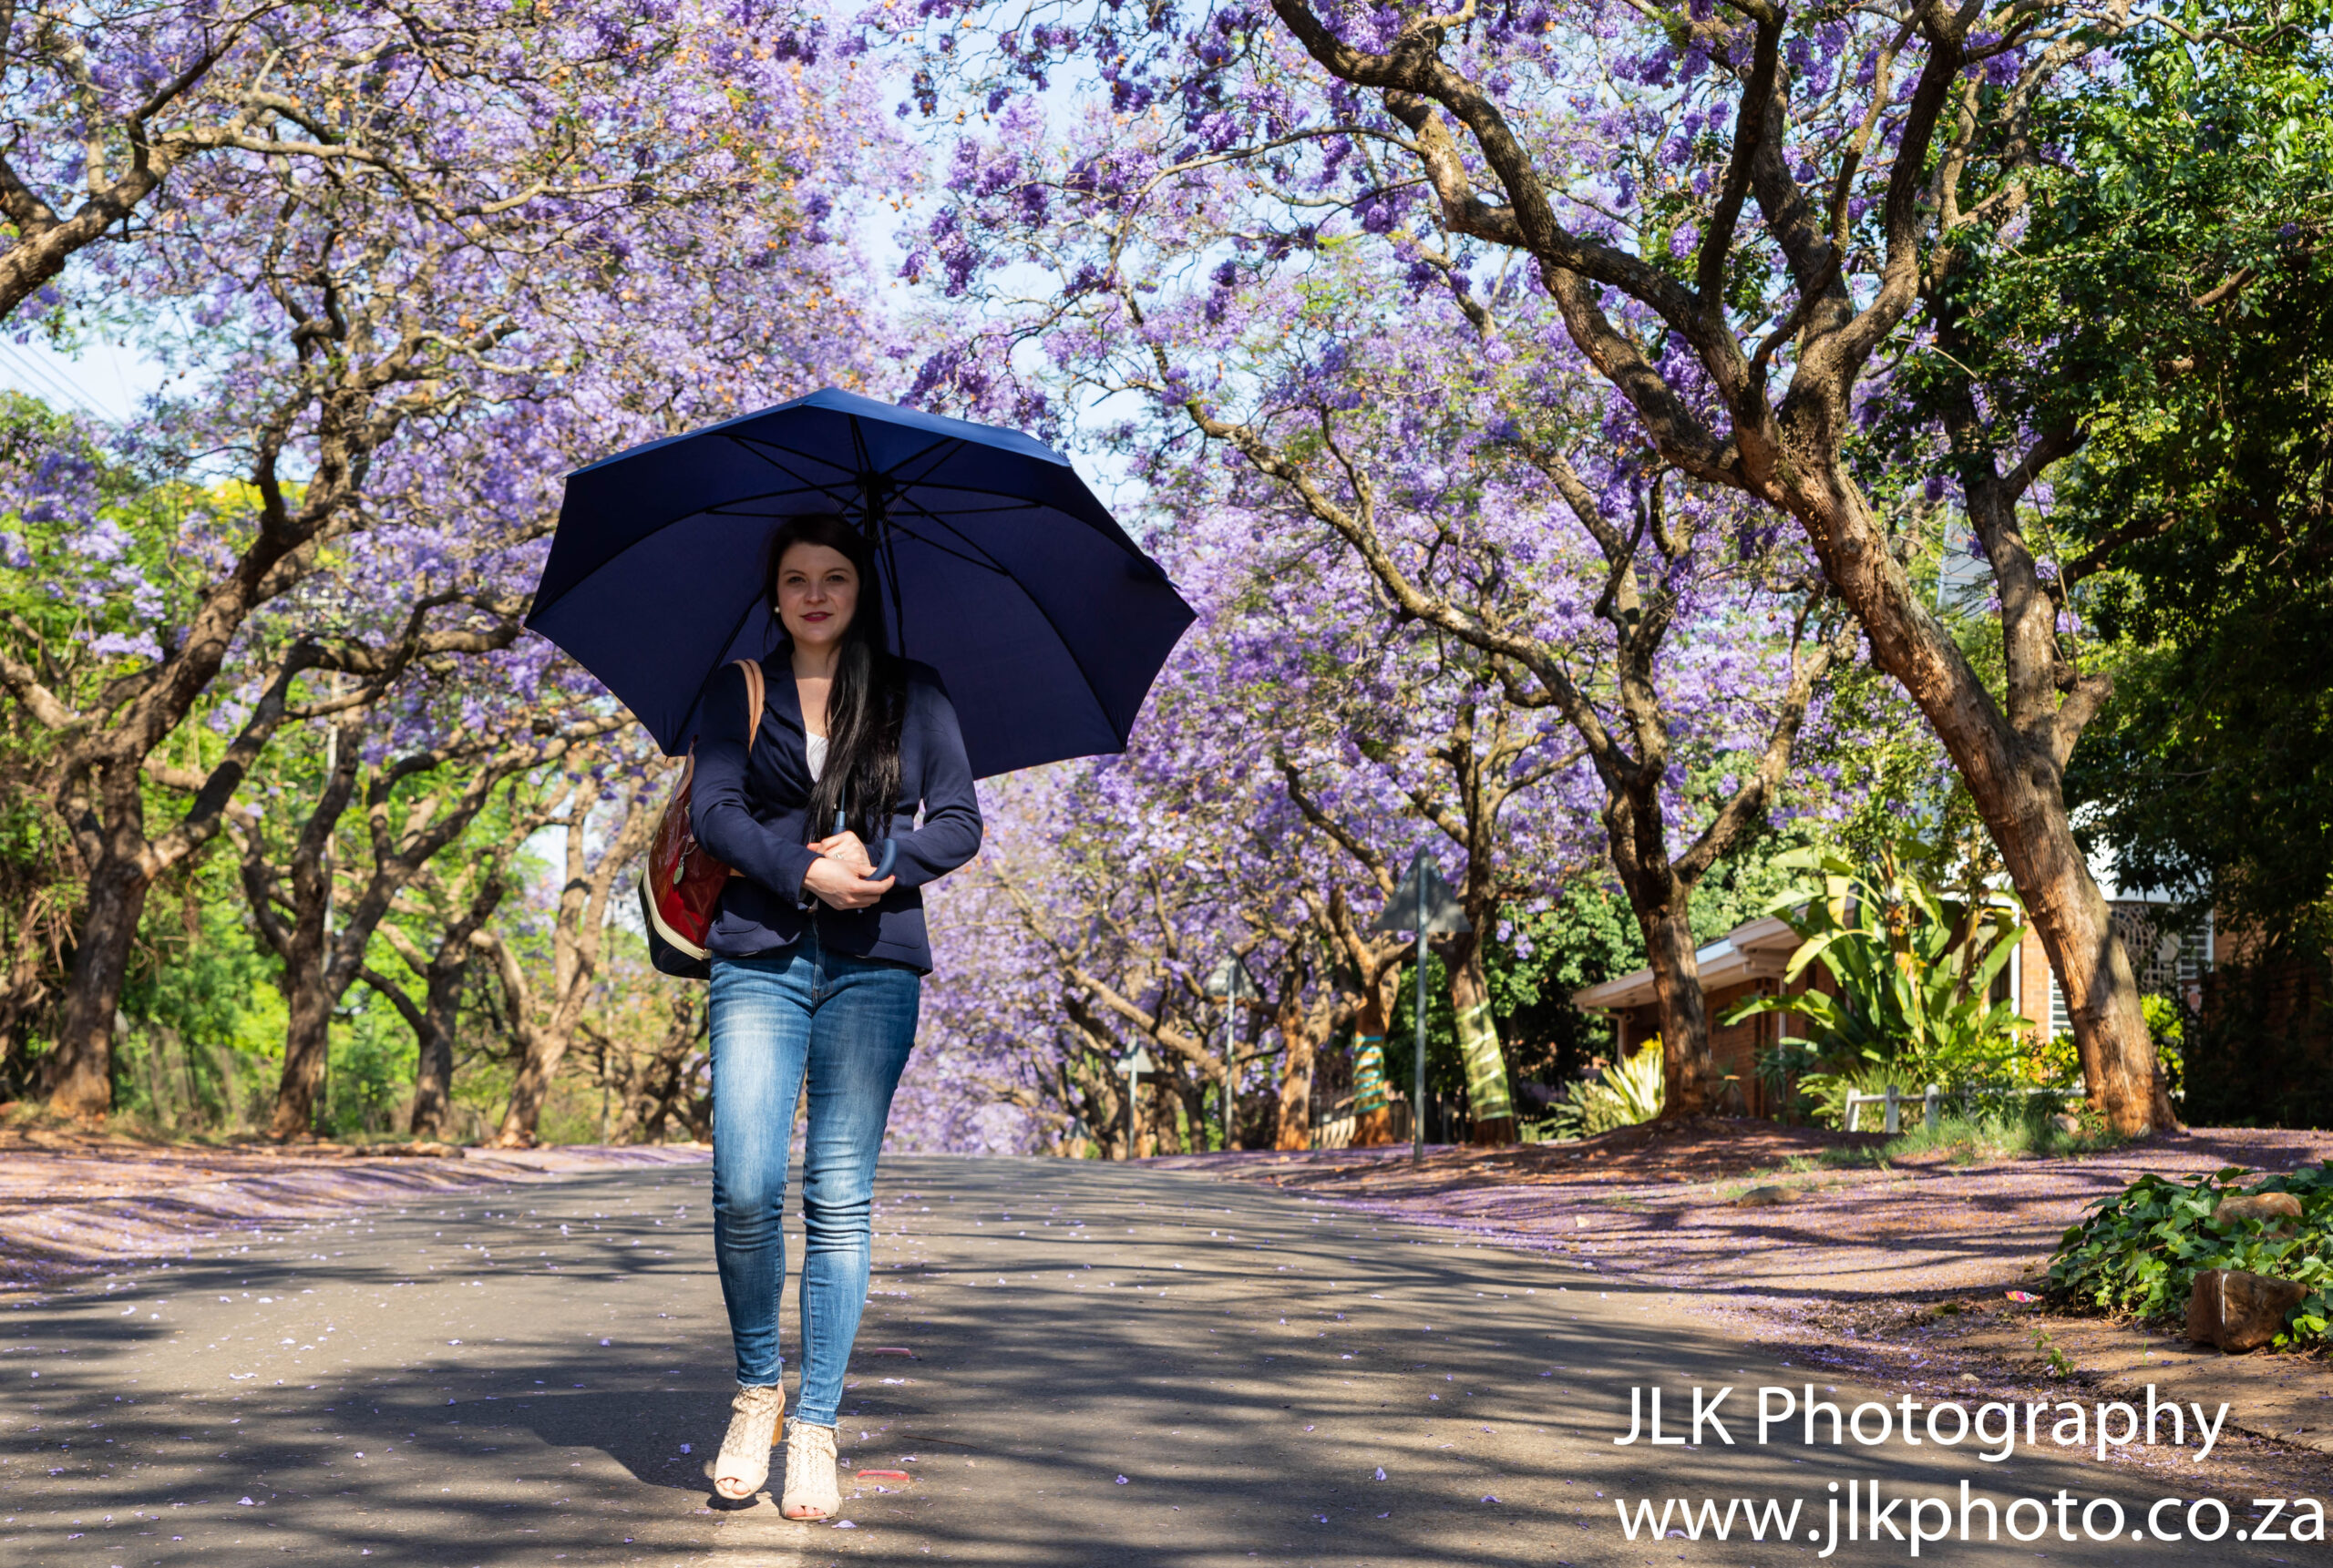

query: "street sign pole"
left=1204, top=957, right=1258, bottom=1154
left=1413, top=861, right=1427, bottom=1165
left=1120, top=1046, right=1155, bottom=1160
left=1364, top=849, right=1470, bottom=1170
left=1222, top=1003, right=1240, bottom=1153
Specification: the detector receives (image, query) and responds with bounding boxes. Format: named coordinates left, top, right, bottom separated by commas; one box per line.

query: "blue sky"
left=0, top=333, right=158, bottom=424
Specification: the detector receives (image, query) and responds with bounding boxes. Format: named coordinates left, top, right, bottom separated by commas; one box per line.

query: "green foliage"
left=107, top=849, right=287, bottom=1128
left=1784, top=1059, right=1917, bottom=1132
left=1547, top=1040, right=1663, bottom=1140
left=2138, top=993, right=2186, bottom=1095
left=1382, top=948, right=1468, bottom=1103
left=1752, top=1036, right=1824, bottom=1122
left=1989, top=2, right=2333, bottom=949
left=1481, top=834, right=1821, bottom=1102
left=1721, top=838, right=2032, bottom=1089
left=2048, top=1163, right=2333, bottom=1347
left=1383, top=881, right=1677, bottom=1104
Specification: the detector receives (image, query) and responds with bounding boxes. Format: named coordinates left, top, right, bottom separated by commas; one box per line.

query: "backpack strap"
left=735, top=658, right=766, bottom=749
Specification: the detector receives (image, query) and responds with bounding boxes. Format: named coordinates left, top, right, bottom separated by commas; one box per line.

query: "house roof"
left=1569, top=914, right=1802, bottom=1012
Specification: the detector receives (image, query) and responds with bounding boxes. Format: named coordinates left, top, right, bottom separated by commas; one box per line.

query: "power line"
left=0, top=341, right=113, bottom=421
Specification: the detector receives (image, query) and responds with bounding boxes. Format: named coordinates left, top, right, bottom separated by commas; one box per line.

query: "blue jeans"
left=708, top=928, right=920, bottom=1427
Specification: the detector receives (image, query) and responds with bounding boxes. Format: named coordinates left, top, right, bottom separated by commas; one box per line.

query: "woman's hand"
left=807, top=829, right=874, bottom=876
left=803, top=853, right=893, bottom=910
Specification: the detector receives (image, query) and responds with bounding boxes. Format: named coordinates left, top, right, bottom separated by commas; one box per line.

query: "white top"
left=806, top=733, right=827, bottom=782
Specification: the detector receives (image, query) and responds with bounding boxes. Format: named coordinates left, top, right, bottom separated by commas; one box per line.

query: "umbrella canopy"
left=527, top=386, right=1196, bottom=776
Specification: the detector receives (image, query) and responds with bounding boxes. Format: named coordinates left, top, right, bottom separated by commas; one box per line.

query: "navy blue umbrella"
left=526, top=386, right=1196, bottom=777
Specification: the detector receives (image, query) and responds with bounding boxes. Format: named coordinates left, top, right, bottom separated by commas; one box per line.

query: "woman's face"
left=774, top=542, right=860, bottom=651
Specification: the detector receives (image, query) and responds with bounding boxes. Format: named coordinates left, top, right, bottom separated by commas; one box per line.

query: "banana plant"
left=1722, top=838, right=2031, bottom=1088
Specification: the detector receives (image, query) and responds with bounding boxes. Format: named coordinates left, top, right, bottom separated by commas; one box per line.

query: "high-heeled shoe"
left=780, top=1418, right=839, bottom=1519
left=712, top=1383, right=785, bottom=1500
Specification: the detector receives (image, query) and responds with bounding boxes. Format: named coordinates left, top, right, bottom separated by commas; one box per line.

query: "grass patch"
left=1719, top=1109, right=2128, bottom=1188
left=1872, top=1108, right=2130, bottom=1163
left=1778, top=1105, right=2130, bottom=1169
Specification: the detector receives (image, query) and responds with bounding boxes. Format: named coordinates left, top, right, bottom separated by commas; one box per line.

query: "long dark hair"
left=766, top=512, right=906, bottom=838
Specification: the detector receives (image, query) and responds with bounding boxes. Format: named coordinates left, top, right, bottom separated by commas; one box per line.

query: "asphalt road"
left=1, top=1156, right=2307, bottom=1567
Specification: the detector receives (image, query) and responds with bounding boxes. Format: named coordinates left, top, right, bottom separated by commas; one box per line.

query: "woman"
left=686, top=512, right=982, bottom=1515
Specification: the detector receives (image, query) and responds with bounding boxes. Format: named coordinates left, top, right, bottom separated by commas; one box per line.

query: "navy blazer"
left=690, top=651, right=982, bottom=973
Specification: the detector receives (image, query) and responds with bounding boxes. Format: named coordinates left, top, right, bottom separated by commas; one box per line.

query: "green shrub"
left=1549, top=1040, right=1663, bottom=1139
left=2138, top=993, right=2186, bottom=1095
left=2046, top=1163, right=2333, bottom=1347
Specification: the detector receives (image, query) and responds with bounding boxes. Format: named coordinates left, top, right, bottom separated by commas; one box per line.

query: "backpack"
left=639, top=659, right=764, bottom=979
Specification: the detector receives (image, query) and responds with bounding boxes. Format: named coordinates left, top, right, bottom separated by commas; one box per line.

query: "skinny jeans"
left=708, top=926, right=919, bottom=1427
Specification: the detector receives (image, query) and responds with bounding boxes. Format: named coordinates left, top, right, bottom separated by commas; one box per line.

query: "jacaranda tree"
left=1, top=3, right=901, bottom=1119
left=895, top=0, right=2216, bottom=1132
left=897, top=88, right=1857, bottom=1119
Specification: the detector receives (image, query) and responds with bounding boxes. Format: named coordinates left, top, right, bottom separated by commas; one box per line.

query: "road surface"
left=1, top=1156, right=2302, bottom=1565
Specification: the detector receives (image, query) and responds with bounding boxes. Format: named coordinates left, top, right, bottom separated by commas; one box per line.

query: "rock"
left=2050, top=1113, right=2081, bottom=1134
left=2213, top=1192, right=2305, bottom=1232
left=1737, top=1185, right=1796, bottom=1207
left=2185, top=1268, right=2309, bottom=1353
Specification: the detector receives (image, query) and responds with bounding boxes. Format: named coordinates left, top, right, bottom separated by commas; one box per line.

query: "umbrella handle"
left=832, top=810, right=898, bottom=883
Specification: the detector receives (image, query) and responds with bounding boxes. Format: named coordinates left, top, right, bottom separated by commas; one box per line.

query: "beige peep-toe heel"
left=780, top=1419, right=840, bottom=1520
left=711, top=1383, right=786, bottom=1500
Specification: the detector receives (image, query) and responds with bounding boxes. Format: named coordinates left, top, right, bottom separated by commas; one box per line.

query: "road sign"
left=1203, top=958, right=1259, bottom=1000
left=1367, top=849, right=1473, bottom=936
left=1121, top=1046, right=1155, bottom=1161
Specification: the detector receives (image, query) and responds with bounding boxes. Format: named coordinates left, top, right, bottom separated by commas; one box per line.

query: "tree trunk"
left=609, top=997, right=703, bottom=1144
left=488, top=782, right=655, bottom=1146
left=1440, top=932, right=1516, bottom=1143
left=1981, top=776, right=2174, bottom=1131
left=1784, top=474, right=2172, bottom=1133
left=498, top=1022, right=573, bottom=1147
left=1598, top=742, right=1730, bottom=1118
left=406, top=964, right=463, bottom=1138
left=1272, top=1000, right=1332, bottom=1151
left=269, top=957, right=334, bottom=1139
left=44, top=854, right=148, bottom=1118
left=262, top=866, right=340, bottom=1141
left=1347, top=962, right=1401, bottom=1146
left=1641, top=897, right=1723, bottom=1117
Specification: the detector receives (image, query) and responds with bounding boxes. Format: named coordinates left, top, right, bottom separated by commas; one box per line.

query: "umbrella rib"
left=698, top=486, right=855, bottom=515
left=722, top=433, right=858, bottom=480
left=531, top=497, right=817, bottom=625
left=883, top=518, right=1013, bottom=576
left=848, top=416, right=873, bottom=500
left=873, top=436, right=971, bottom=488
left=718, top=436, right=864, bottom=510
left=888, top=494, right=1084, bottom=579
left=757, top=424, right=963, bottom=491
left=628, top=589, right=770, bottom=755
left=725, top=428, right=1125, bottom=546
left=731, top=430, right=1103, bottom=522
left=889, top=497, right=1128, bottom=743
left=871, top=498, right=1054, bottom=517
